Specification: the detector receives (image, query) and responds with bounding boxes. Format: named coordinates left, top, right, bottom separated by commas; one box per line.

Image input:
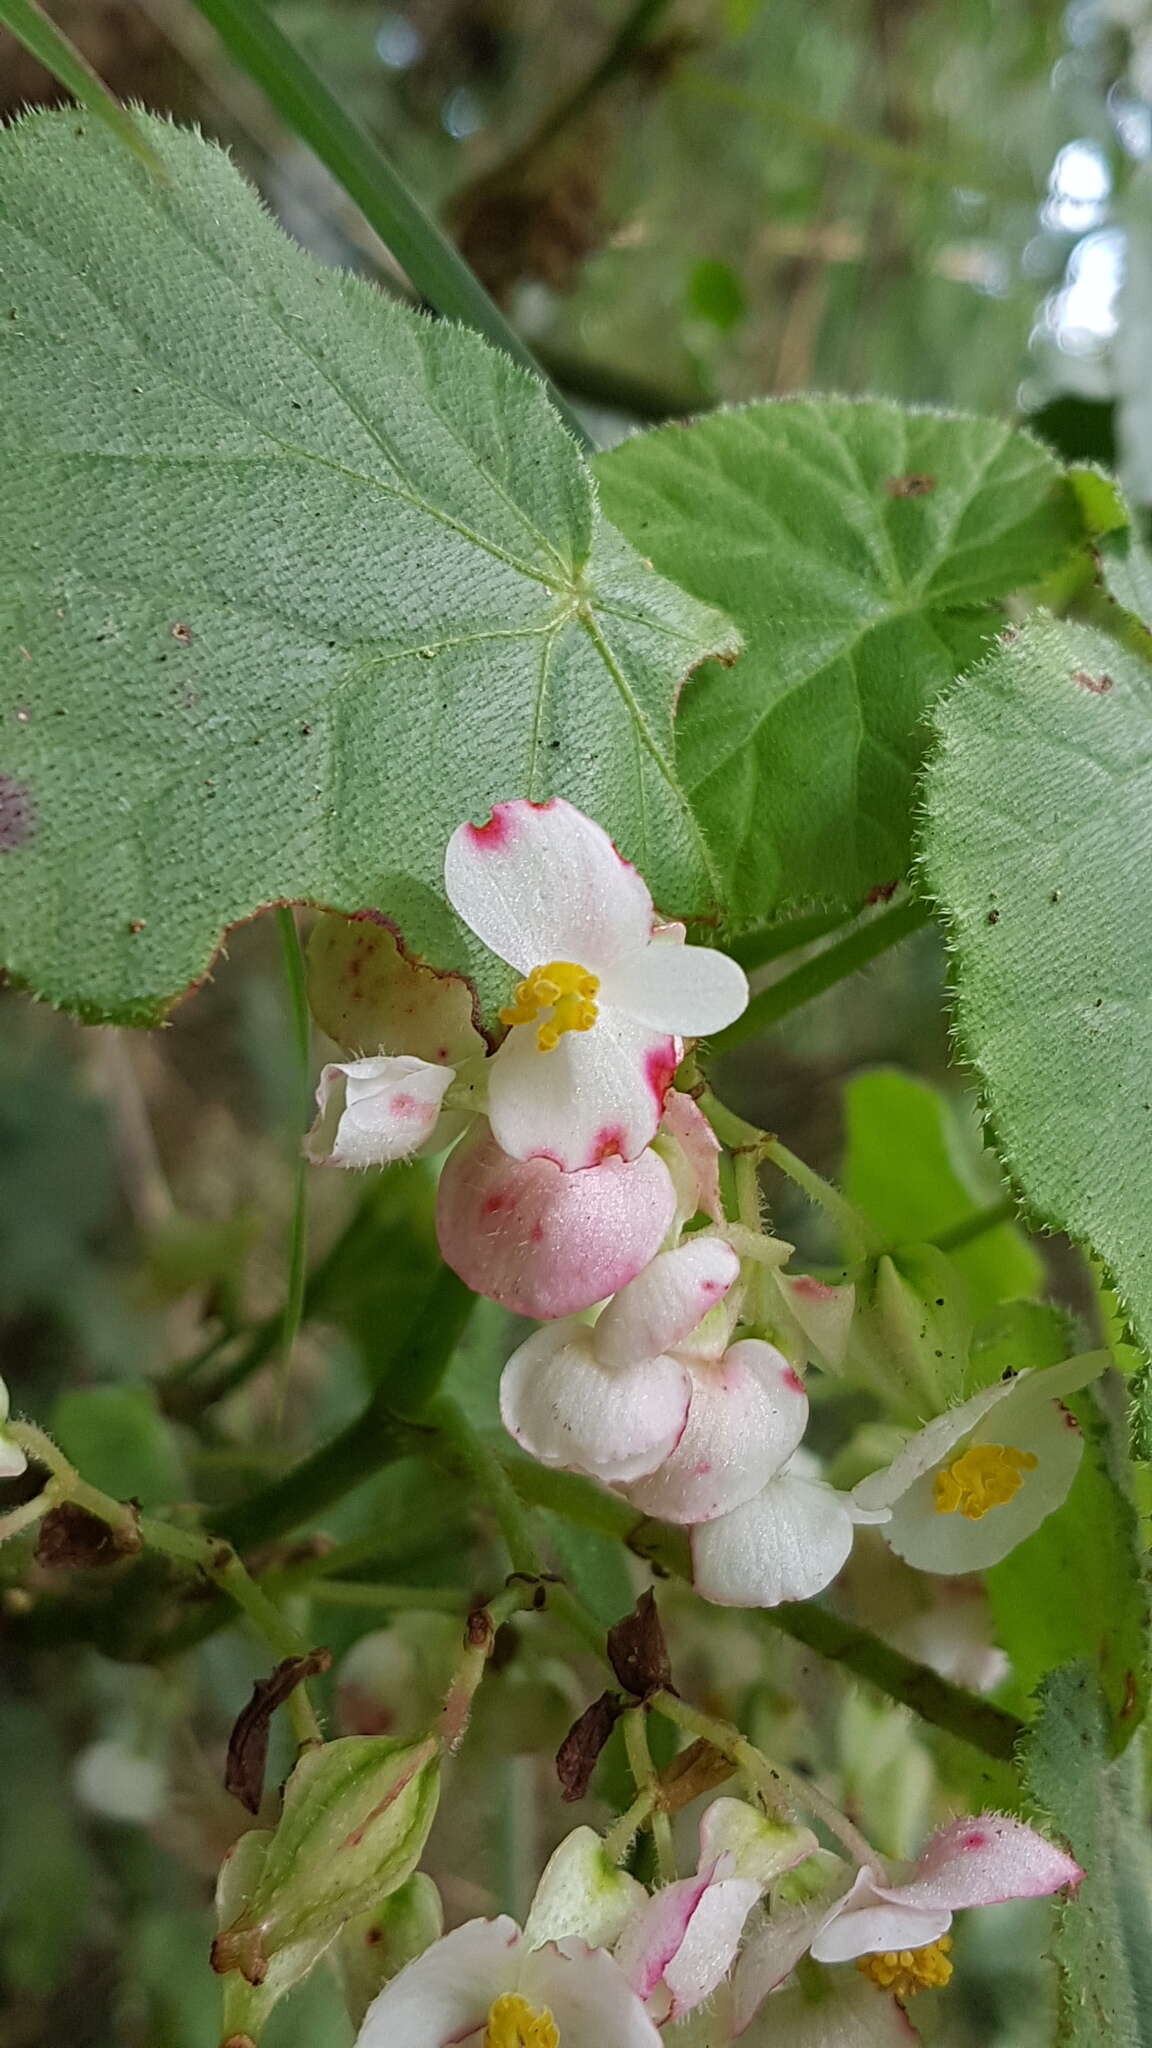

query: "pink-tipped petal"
left=305, top=1056, right=455, bottom=1169
left=595, top=1238, right=741, bottom=1371
left=486, top=1012, right=680, bottom=1171
left=661, top=1878, right=763, bottom=2020
left=500, top=1325, right=692, bottom=1485
left=521, top=1939, right=664, bottom=2047
left=616, top=1872, right=712, bottom=2008
left=603, top=940, right=749, bottom=1038
left=626, top=1341, right=809, bottom=1525
left=776, top=1272, right=857, bottom=1370
left=660, top=1090, right=724, bottom=1223
left=436, top=1127, right=677, bottom=1319
left=444, top=798, right=655, bottom=977
left=356, top=1915, right=521, bottom=2044
left=877, top=1814, right=1083, bottom=1912
left=693, top=1472, right=857, bottom=1608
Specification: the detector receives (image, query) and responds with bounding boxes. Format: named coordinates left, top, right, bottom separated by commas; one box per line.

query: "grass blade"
left=0, top=0, right=164, bottom=171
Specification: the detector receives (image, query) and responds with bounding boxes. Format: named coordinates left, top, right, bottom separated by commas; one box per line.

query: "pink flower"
left=435, top=1126, right=678, bottom=1320
left=733, top=1814, right=1082, bottom=2031
left=444, top=799, right=747, bottom=1171
left=305, top=1055, right=458, bottom=1168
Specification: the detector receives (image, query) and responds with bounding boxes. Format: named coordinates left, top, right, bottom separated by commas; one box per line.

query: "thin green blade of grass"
left=0, top=0, right=165, bottom=172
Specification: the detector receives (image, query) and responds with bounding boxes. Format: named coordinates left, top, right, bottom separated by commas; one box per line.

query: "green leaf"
left=986, top=1396, right=1148, bottom=1747
left=841, top=1067, right=1042, bottom=1314
left=1025, top=1664, right=1152, bottom=2043
left=921, top=615, right=1152, bottom=1358
left=0, top=113, right=737, bottom=1024
left=596, top=399, right=1082, bottom=926
left=687, top=258, right=746, bottom=331
left=51, top=1385, right=186, bottom=1509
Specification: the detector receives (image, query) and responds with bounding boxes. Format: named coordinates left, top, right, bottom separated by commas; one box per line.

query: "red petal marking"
left=790, top=1274, right=839, bottom=1300
left=645, top=1041, right=679, bottom=1110
left=782, top=1366, right=805, bottom=1393
left=529, top=1223, right=544, bottom=1244
left=481, top=1191, right=510, bottom=1218
left=1056, top=1401, right=1081, bottom=1431
left=390, top=1094, right=419, bottom=1117
left=466, top=803, right=517, bottom=849
left=592, top=1125, right=628, bottom=1164
left=962, top=1831, right=988, bottom=1850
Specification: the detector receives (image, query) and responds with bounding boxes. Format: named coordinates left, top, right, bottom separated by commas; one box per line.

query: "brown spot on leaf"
left=986, top=909, right=1000, bottom=925
left=884, top=473, right=936, bottom=498
left=169, top=621, right=193, bottom=645
left=0, top=775, right=36, bottom=850
left=866, top=879, right=899, bottom=905
left=1073, top=669, right=1113, bottom=695
left=556, top=1690, right=624, bottom=1803
left=225, top=1648, right=332, bottom=1814
left=607, top=1588, right=672, bottom=1701
left=128, top=918, right=146, bottom=934
left=35, top=1500, right=141, bottom=1570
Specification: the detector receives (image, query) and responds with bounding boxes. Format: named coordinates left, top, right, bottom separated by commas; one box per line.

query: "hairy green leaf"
left=0, top=113, right=736, bottom=1024
left=921, top=615, right=1152, bottom=1357
left=596, top=398, right=1082, bottom=925
left=1025, top=1665, right=1152, bottom=2043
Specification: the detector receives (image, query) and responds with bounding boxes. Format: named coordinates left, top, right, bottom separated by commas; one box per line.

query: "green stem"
left=187, top=0, right=590, bottom=444
left=623, top=1706, right=675, bottom=1882
left=729, top=907, right=851, bottom=974
left=603, top=1787, right=659, bottom=1865
left=931, top=1197, right=1017, bottom=1254
left=651, top=1690, right=877, bottom=1869
left=762, top=1137, right=878, bottom=1258
left=0, top=0, right=166, bottom=172
left=501, top=1454, right=1025, bottom=1761
left=711, top=897, right=932, bottom=1053
left=216, top=1266, right=474, bottom=1553
left=427, top=1394, right=544, bottom=1579
left=301, top=1580, right=464, bottom=1612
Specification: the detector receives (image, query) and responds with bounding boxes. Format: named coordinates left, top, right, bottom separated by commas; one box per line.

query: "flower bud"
left=844, top=1244, right=970, bottom=1423
left=214, top=1830, right=334, bottom=2044
left=698, top=1797, right=818, bottom=1884
left=523, top=1827, right=646, bottom=1949
left=335, top=1871, right=444, bottom=2029
left=211, top=1735, right=440, bottom=1985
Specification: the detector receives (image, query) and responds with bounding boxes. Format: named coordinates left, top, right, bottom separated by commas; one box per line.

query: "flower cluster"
left=307, top=797, right=1106, bottom=1611
left=352, top=1799, right=1080, bottom=2047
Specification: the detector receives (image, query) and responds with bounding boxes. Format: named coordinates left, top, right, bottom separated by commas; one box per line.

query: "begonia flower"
left=657, top=1089, right=726, bottom=1226
left=614, top=1799, right=814, bottom=2025
left=850, top=1352, right=1107, bottom=1574
left=738, top=1973, right=918, bottom=2046
left=692, top=1449, right=887, bottom=1610
left=436, top=1125, right=678, bottom=1320
left=444, top=799, right=748, bottom=1171
left=305, top=1054, right=460, bottom=1168
left=524, top=1828, right=646, bottom=1951
left=501, top=1235, right=740, bottom=1485
left=355, top=1913, right=662, bottom=2047
left=732, top=1814, right=1081, bottom=2030
left=726, top=1228, right=856, bottom=1373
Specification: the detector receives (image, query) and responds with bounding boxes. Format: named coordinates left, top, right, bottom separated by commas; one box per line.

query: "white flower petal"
left=521, top=1940, right=664, bottom=2047
left=850, top=1380, right=1019, bottom=1515
left=595, top=1238, right=740, bottom=1371
left=436, top=1127, right=677, bottom=1319
left=698, top=1798, right=817, bottom=1888
left=305, top=1056, right=454, bottom=1169
left=524, top=1828, right=647, bottom=1950
left=356, top=1915, right=521, bottom=2044
left=659, top=1089, right=725, bottom=1224
left=876, top=1813, right=1082, bottom=1912
left=774, top=1271, right=856, bottom=1370
left=626, top=1341, right=809, bottom=1526
left=444, top=798, right=655, bottom=976
left=500, top=1324, right=691, bottom=1484
left=661, top=1877, right=763, bottom=2019
left=486, top=1011, right=679, bottom=1170
left=603, top=940, right=749, bottom=1037
left=692, top=1473, right=856, bottom=1608
left=731, top=1898, right=836, bottom=2029
left=810, top=1871, right=950, bottom=1964
left=0, top=1436, right=27, bottom=1480
left=881, top=1398, right=1084, bottom=1575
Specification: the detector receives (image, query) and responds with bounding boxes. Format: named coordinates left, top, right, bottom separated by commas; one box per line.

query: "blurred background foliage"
left=1, top=0, right=1149, bottom=2041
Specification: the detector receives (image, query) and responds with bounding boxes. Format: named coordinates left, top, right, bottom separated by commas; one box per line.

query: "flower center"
left=483, top=1992, right=561, bottom=2047
left=933, top=1443, right=1038, bottom=1520
left=856, top=1935, right=954, bottom=1997
left=499, top=960, right=600, bottom=1052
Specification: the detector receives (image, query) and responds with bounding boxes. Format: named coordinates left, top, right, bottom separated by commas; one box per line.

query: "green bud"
left=845, top=1244, right=971, bottom=1422
left=212, top=1735, right=440, bottom=1985
left=335, top=1871, right=444, bottom=2029
left=214, top=1830, right=334, bottom=2045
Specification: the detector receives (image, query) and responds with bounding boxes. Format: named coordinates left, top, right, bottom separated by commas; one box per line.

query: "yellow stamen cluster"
left=483, top=1992, right=561, bottom=2048
left=933, top=1442, right=1038, bottom=1521
left=857, top=1935, right=954, bottom=1997
left=500, top=960, right=600, bottom=1052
